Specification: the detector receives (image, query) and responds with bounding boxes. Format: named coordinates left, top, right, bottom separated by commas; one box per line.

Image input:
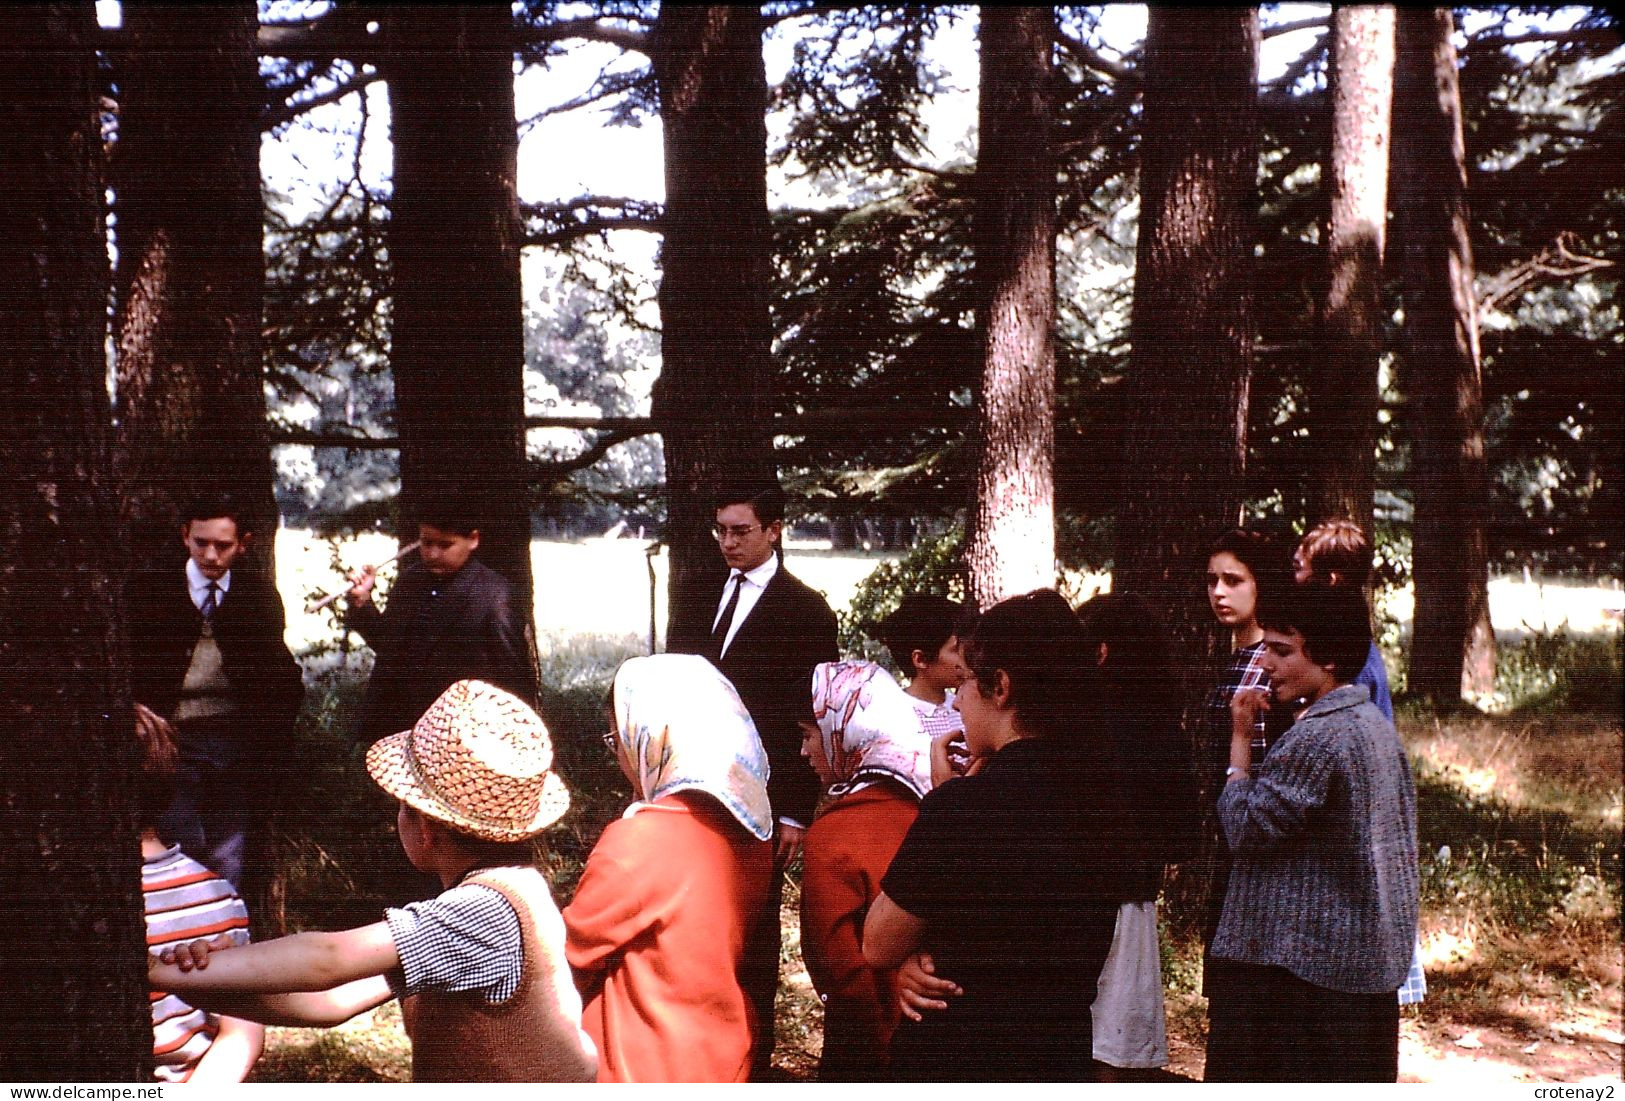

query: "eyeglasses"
left=711, top=523, right=763, bottom=541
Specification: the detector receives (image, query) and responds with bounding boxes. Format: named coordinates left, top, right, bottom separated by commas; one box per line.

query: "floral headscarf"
left=609, top=653, right=773, bottom=841
left=810, top=660, right=933, bottom=801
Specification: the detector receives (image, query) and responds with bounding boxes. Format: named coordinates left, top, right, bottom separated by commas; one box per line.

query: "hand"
left=1230, top=686, right=1271, bottom=731
left=774, top=822, right=805, bottom=869
left=157, top=933, right=238, bottom=973
left=133, top=703, right=175, bottom=744
left=345, top=565, right=376, bottom=607
left=929, top=734, right=959, bottom=789
left=894, top=951, right=960, bottom=1022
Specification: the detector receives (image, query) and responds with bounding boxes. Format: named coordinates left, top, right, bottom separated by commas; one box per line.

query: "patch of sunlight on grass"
left=1422, top=928, right=1481, bottom=973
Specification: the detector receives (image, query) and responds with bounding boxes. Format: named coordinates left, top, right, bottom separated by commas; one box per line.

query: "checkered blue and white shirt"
left=384, top=882, right=523, bottom=1004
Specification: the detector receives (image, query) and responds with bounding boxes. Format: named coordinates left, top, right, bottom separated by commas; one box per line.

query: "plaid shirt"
left=384, top=882, right=523, bottom=1004
left=1206, top=641, right=1276, bottom=764
left=911, top=693, right=965, bottom=741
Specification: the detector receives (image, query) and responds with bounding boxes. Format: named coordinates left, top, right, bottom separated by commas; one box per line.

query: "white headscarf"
left=810, top=660, right=933, bottom=801
left=609, top=653, right=773, bottom=841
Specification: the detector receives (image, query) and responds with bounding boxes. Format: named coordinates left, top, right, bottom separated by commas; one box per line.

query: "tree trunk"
left=112, top=0, right=295, bottom=935
left=650, top=6, right=778, bottom=642
left=1392, top=8, right=1495, bottom=703
left=382, top=6, right=536, bottom=613
left=1113, top=8, right=1260, bottom=667
left=113, top=1, right=278, bottom=573
left=829, top=516, right=859, bottom=551
left=1312, top=5, right=1395, bottom=537
left=0, top=4, right=152, bottom=1078
left=965, top=6, right=1058, bottom=609
left=1111, top=6, right=1260, bottom=937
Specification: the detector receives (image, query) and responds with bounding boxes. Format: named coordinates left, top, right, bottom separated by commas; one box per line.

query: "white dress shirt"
left=185, top=558, right=231, bottom=612
left=712, top=554, right=778, bottom=658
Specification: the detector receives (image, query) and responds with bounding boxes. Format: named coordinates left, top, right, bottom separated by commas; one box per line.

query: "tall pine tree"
left=0, top=2, right=151, bottom=1078
left=966, top=6, right=1058, bottom=607
left=1393, top=7, right=1495, bottom=703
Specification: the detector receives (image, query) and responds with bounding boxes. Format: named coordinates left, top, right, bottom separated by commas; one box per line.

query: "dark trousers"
left=743, top=865, right=785, bottom=1078
left=1205, top=961, right=1399, bottom=1082
left=158, top=719, right=251, bottom=888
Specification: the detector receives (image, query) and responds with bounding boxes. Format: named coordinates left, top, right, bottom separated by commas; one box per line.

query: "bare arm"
left=182, top=1015, right=264, bottom=1085
left=192, top=977, right=396, bottom=1029
left=861, top=890, right=925, bottom=970
left=149, top=921, right=400, bottom=997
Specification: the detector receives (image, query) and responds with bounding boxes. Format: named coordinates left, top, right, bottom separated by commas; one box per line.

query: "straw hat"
left=366, top=680, right=570, bottom=842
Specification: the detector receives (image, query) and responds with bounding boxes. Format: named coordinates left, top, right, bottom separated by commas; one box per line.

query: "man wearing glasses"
left=670, top=479, right=838, bottom=1077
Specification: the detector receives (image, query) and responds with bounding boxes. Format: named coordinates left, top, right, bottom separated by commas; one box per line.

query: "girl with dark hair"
left=861, top=590, right=1131, bottom=1081
left=1076, top=592, right=1196, bottom=1076
left=1200, top=528, right=1297, bottom=1069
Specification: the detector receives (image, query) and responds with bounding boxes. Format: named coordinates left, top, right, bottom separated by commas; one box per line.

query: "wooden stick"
left=307, top=540, right=421, bottom=613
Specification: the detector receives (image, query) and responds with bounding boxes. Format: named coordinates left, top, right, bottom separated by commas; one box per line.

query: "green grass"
left=273, top=529, right=895, bottom=661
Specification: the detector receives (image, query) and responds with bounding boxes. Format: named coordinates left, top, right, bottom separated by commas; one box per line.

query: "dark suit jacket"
left=125, top=565, right=303, bottom=754
left=671, top=559, right=839, bottom=826
left=348, top=557, right=537, bottom=743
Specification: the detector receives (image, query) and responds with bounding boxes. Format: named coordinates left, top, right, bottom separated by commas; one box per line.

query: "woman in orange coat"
left=798, top=660, right=934, bottom=1081
left=563, top=653, right=774, bottom=1083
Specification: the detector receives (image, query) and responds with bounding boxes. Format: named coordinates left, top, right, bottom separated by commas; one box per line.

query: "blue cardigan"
left=1214, top=684, right=1419, bottom=993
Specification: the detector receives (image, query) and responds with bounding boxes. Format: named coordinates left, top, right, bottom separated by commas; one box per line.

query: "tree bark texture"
left=965, top=6, right=1058, bottom=609
left=0, top=4, right=152, bottom=1078
left=649, top=6, right=779, bottom=640
left=1312, top=4, right=1394, bottom=538
left=1392, top=7, right=1495, bottom=703
left=113, top=1, right=279, bottom=575
left=382, top=6, right=536, bottom=612
left=1113, top=8, right=1260, bottom=668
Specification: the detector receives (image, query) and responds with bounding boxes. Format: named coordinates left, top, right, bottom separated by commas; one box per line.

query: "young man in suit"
left=344, top=511, right=538, bottom=745
left=126, top=493, right=304, bottom=890
left=670, top=480, right=839, bottom=1075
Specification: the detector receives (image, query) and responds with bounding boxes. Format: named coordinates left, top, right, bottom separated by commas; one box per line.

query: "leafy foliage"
left=838, top=525, right=967, bottom=663
left=1491, top=628, right=1624, bottom=714
left=258, top=4, right=1620, bottom=574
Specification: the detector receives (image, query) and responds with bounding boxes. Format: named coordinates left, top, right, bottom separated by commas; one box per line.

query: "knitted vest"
left=402, top=866, right=598, bottom=1082
left=173, top=625, right=237, bottom=723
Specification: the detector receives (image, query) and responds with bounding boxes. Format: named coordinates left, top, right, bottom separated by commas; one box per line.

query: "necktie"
left=201, top=582, right=220, bottom=620
left=711, top=573, right=745, bottom=657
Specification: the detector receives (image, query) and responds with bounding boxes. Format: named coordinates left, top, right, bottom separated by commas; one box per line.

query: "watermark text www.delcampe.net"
left=10, top=1088, right=163, bottom=1100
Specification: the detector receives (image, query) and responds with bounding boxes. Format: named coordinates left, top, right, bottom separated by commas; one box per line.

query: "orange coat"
left=799, top=782, right=920, bottom=1080
left=564, top=794, right=773, bottom=1083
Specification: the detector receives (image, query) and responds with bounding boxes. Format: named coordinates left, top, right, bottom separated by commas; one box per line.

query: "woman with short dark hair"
left=862, top=590, right=1132, bottom=1081
left=1207, top=580, right=1420, bottom=1081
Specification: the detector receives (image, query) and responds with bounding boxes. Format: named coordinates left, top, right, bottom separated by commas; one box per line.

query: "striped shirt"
left=143, top=846, right=251, bottom=1083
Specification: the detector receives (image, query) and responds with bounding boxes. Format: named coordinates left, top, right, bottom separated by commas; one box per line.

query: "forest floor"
left=251, top=708, right=1622, bottom=1084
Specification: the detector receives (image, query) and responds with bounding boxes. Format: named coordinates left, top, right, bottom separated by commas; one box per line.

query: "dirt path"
left=1156, top=991, right=1624, bottom=1084
left=1398, top=1005, right=1623, bottom=1085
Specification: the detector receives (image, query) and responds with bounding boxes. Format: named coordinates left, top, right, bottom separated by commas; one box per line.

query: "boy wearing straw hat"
left=148, top=680, right=598, bottom=1083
